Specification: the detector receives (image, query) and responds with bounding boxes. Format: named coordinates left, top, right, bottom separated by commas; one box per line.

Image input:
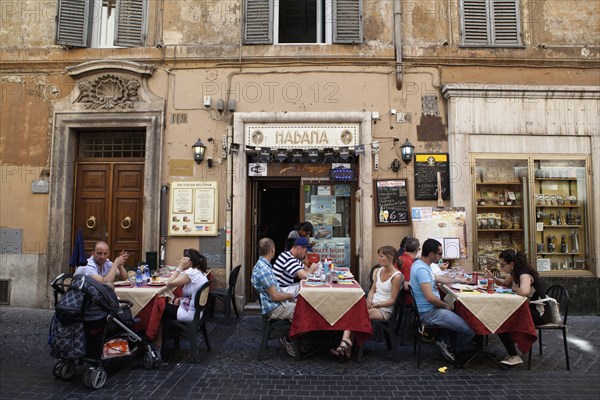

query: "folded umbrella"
left=69, top=228, right=88, bottom=267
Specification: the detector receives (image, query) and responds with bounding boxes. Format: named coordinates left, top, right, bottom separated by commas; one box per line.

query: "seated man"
left=410, top=238, right=474, bottom=363
left=251, top=238, right=297, bottom=357
left=272, top=237, right=319, bottom=291
left=75, top=241, right=129, bottom=285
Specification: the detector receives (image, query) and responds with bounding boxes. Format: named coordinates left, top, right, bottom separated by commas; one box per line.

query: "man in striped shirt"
left=272, top=237, right=319, bottom=290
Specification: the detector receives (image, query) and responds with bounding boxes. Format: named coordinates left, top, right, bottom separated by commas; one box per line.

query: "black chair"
left=208, top=264, right=241, bottom=318
left=528, top=284, right=570, bottom=371
left=409, top=287, right=456, bottom=368
left=397, top=295, right=415, bottom=345
left=356, top=289, right=404, bottom=362
left=163, top=280, right=212, bottom=363
left=256, top=295, right=292, bottom=360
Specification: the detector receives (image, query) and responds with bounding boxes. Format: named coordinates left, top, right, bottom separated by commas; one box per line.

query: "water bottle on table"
left=135, top=267, right=143, bottom=287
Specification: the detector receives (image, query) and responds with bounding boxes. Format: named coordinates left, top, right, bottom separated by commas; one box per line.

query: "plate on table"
left=147, top=281, right=166, bottom=286
left=114, top=281, right=132, bottom=287
left=451, top=283, right=478, bottom=291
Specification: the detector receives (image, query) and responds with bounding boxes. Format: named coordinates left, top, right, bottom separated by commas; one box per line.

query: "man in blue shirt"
left=251, top=238, right=297, bottom=356
left=410, top=238, right=474, bottom=363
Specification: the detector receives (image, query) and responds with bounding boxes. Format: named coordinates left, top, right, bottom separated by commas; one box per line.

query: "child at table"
left=330, top=245, right=403, bottom=360
left=151, top=249, right=209, bottom=362
left=485, top=249, right=551, bottom=366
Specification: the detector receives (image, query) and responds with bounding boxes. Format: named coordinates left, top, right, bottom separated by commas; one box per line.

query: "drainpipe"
left=225, top=126, right=233, bottom=278
left=160, top=184, right=169, bottom=265
left=394, top=0, right=403, bottom=90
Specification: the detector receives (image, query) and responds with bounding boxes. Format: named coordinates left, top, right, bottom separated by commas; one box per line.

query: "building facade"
left=1, top=0, right=598, bottom=312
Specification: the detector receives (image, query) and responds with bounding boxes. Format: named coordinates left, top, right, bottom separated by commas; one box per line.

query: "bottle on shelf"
left=560, top=235, right=567, bottom=253
left=574, top=210, right=581, bottom=225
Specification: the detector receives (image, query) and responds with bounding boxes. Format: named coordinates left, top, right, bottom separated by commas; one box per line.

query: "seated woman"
left=330, top=245, right=403, bottom=360
left=485, top=249, right=551, bottom=366
left=152, top=249, right=209, bottom=359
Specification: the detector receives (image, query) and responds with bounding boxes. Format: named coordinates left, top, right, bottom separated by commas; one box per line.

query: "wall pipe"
left=159, top=184, right=169, bottom=264
left=394, top=0, right=403, bottom=90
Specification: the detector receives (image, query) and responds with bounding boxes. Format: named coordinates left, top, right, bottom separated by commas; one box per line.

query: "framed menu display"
left=169, top=181, right=218, bottom=236
left=414, top=153, right=450, bottom=200
left=374, top=179, right=409, bottom=225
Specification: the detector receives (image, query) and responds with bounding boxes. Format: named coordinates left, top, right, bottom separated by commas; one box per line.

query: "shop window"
left=56, top=0, right=147, bottom=48
left=243, top=0, right=362, bottom=44
left=460, top=0, right=522, bottom=47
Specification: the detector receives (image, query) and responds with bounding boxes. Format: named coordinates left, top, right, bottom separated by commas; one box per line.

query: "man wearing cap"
left=272, top=237, right=319, bottom=290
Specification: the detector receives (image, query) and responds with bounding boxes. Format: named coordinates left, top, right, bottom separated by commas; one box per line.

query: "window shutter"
left=243, top=0, right=273, bottom=44
left=490, top=0, right=521, bottom=45
left=114, top=0, right=147, bottom=47
left=55, top=0, right=93, bottom=47
left=461, top=0, right=489, bottom=45
left=333, top=0, right=363, bottom=44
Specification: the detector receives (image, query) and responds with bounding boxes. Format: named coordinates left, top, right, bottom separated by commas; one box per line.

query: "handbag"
left=530, top=296, right=562, bottom=324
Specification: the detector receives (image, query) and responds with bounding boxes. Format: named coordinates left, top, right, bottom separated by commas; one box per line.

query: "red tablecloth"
left=454, top=301, right=537, bottom=353
left=130, top=286, right=182, bottom=341
left=290, top=295, right=373, bottom=345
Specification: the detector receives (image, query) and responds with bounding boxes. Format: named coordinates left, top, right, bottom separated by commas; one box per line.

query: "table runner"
left=298, top=281, right=365, bottom=325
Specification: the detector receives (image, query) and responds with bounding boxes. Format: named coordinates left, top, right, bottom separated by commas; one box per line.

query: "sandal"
left=329, top=339, right=352, bottom=360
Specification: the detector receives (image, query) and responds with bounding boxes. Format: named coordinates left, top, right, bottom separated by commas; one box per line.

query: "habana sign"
left=245, top=123, right=360, bottom=149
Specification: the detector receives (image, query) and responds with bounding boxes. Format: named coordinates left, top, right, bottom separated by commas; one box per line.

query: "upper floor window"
left=244, top=0, right=362, bottom=45
left=460, top=0, right=522, bottom=47
left=56, top=0, right=147, bottom=48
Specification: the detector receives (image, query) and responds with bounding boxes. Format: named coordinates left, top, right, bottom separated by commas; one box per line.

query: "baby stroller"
left=49, top=273, right=160, bottom=389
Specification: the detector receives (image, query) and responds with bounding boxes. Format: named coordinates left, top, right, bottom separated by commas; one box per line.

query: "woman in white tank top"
left=330, top=246, right=403, bottom=360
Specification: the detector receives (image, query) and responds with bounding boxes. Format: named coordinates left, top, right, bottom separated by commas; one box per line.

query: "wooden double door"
left=73, top=163, right=144, bottom=269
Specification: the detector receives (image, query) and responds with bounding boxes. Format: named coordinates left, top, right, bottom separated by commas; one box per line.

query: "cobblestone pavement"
left=1, top=307, right=598, bottom=400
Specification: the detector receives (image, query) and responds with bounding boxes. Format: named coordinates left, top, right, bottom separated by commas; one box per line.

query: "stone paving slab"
left=0, top=307, right=598, bottom=399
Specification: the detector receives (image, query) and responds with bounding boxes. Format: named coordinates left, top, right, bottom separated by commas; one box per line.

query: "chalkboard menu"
left=374, top=179, right=409, bottom=225
left=414, top=153, right=450, bottom=200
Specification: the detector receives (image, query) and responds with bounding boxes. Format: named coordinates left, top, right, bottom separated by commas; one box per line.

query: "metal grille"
left=78, top=131, right=145, bottom=158
left=0, top=279, right=10, bottom=305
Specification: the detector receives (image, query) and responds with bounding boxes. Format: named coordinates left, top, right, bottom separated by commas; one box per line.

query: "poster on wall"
left=169, top=181, right=219, bottom=236
left=311, top=238, right=351, bottom=268
left=411, top=207, right=467, bottom=259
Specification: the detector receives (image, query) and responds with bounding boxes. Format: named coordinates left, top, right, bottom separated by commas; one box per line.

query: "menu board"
left=169, top=181, right=218, bottom=236
left=414, top=153, right=450, bottom=200
left=374, top=179, right=409, bottom=225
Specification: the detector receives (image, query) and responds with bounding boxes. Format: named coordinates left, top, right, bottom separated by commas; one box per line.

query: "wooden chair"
left=528, top=284, right=570, bottom=371
left=208, top=264, right=242, bottom=318
left=356, top=289, right=404, bottom=362
left=163, top=281, right=212, bottom=363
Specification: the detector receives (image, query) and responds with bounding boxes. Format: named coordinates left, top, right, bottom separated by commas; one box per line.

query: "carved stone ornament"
left=74, top=74, right=141, bottom=110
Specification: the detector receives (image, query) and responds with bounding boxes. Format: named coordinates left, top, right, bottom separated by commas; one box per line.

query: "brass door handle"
left=86, top=216, right=96, bottom=229
left=121, top=216, right=132, bottom=230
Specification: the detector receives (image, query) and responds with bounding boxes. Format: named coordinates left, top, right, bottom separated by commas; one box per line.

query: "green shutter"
left=243, top=0, right=273, bottom=44
left=491, top=0, right=521, bottom=45
left=55, top=0, right=93, bottom=47
left=114, top=0, right=147, bottom=47
left=333, top=0, right=362, bottom=44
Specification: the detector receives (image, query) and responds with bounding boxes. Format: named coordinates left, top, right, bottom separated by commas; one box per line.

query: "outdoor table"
left=290, top=280, right=373, bottom=345
left=115, top=281, right=174, bottom=340
left=441, top=284, right=537, bottom=367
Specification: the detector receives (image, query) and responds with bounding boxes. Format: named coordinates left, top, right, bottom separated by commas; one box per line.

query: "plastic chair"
left=208, top=265, right=241, bottom=318
left=356, top=289, right=404, bottom=362
left=163, top=280, right=212, bottom=362
left=256, top=295, right=292, bottom=360
left=528, top=284, right=570, bottom=371
left=409, top=287, right=457, bottom=368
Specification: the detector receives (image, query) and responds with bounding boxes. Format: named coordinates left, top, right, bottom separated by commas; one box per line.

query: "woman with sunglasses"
left=485, top=249, right=551, bottom=366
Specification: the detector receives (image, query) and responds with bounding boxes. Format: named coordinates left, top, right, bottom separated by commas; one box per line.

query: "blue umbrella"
left=69, top=228, right=88, bottom=267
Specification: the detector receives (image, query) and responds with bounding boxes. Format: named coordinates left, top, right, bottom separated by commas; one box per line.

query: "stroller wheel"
left=143, top=351, right=154, bottom=370
left=60, top=360, right=76, bottom=379
left=53, top=361, right=64, bottom=379
left=83, top=367, right=107, bottom=390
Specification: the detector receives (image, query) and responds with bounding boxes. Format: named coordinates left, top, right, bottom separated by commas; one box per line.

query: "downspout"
left=160, top=184, right=169, bottom=265
left=394, top=0, right=403, bottom=90
left=225, top=126, right=234, bottom=279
